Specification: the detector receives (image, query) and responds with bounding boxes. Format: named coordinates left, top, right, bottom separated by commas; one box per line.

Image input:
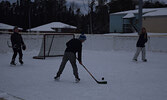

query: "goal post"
left=33, top=33, right=75, bottom=59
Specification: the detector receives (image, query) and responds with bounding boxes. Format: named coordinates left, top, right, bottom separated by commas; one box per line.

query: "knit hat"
left=13, top=26, right=18, bottom=30
left=79, top=34, right=86, bottom=41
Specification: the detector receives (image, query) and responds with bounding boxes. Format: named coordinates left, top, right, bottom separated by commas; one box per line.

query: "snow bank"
left=0, top=34, right=167, bottom=54
left=81, top=34, right=140, bottom=51
left=81, top=34, right=167, bottom=52
left=0, top=34, right=42, bottom=53
left=149, top=36, right=167, bottom=52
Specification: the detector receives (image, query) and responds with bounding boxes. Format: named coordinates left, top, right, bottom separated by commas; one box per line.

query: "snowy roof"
left=111, top=8, right=167, bottom=17
left=0, top=23, right=15, bottom=30
left=111, top=9, right=156, bottom=15
left=0, top=23, right=22, bottom=30
left=30, top=22, right=77, bottom=31
left=143, top=8, right=167, bottom=17
left=123, top=13, right=135, bottom=19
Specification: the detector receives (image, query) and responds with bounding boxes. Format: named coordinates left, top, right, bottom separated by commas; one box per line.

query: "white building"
left=29, top=22, right=77, bottom=33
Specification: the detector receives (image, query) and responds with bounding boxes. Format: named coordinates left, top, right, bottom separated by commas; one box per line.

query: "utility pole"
left=28, top=0, right=31, bottom=32
left=138, top=0, right=143, bottom=35
left=90, top=11, right=93, bottom=34
left=88, top=0, right=94, bottom=34
left=85, top=0, right=93, bottom=34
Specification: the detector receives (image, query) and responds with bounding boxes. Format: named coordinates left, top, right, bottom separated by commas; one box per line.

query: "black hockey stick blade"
left=77, top=59, right=108, bottom=84
left=97, top=81, right=107, bottom=84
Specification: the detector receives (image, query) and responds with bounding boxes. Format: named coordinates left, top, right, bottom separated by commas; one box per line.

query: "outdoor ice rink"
left=1, top=0, right=167, bottom=99
left=0, top=49, right=167, bottom=100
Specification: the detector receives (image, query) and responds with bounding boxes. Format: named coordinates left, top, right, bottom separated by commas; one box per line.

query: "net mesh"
left=34, top=34, right=74, bottom=59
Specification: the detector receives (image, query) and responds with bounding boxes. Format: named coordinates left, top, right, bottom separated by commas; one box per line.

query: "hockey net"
left=33, top=33, right=74, bottom=59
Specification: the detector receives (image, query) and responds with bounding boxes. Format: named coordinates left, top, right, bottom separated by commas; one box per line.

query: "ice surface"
left=0, top=90, right=23, bottom=100
left=0, top=50, right=167, bottom=100
left=0, top=33, right=167, bottom=100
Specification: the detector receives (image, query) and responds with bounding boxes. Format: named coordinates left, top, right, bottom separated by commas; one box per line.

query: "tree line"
left=0, top=0, right=166, bottom=34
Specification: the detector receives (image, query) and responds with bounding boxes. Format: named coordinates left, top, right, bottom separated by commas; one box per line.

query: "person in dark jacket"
left=54, top=34, right=86, bottom=82
left=10, top=26, right=26, bottom=65
left=133, top=27, right=148, bottom=62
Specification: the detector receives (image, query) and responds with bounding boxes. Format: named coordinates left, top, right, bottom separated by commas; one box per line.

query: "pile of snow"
left=81, top=33, right=167, bottom=52
left=0, top=34, right=42, bottom=53
left=1, top=33, right=167, bottom=54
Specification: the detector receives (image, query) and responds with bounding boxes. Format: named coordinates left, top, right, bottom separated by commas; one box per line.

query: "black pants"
left=12, top=48, right=23, bottom=61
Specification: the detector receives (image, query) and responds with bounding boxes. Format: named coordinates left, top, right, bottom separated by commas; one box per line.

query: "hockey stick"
left=78, top=60, right=107, bottom=84
left=7, top=41, right=12, bottom=48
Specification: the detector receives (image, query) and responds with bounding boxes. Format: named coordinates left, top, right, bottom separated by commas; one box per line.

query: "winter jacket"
left=136, top=33, right=148, bottom=47
left=11, top=32, right=24, bottom=49
left=65, top=38, right=82, bottom=62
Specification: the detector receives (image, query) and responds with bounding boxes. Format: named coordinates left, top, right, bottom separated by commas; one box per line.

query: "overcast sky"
left=1, top=0, right=166, bottom=14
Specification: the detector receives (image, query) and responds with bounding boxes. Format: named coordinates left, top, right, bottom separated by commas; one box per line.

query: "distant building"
left=109, top=8, right=167, bottom=33
left=29, top=22, right=77, bottom=33
left=143, top=8, right=167, bottom=33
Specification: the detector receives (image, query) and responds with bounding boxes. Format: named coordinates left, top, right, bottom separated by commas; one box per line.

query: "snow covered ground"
left=0, top=50, right=167, bottom=100
left=0, top=90, right=23, bottom=100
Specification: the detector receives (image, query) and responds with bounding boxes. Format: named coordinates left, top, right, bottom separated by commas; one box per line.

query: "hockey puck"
left=102, top=77, right=104, bottom=80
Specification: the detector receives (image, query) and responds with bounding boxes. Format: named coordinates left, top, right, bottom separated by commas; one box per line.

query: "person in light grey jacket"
left=133, top=27, right=148, bottom=62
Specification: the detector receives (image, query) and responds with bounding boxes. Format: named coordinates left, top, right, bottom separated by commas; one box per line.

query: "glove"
left=22, top=44, right=26, bottom=50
